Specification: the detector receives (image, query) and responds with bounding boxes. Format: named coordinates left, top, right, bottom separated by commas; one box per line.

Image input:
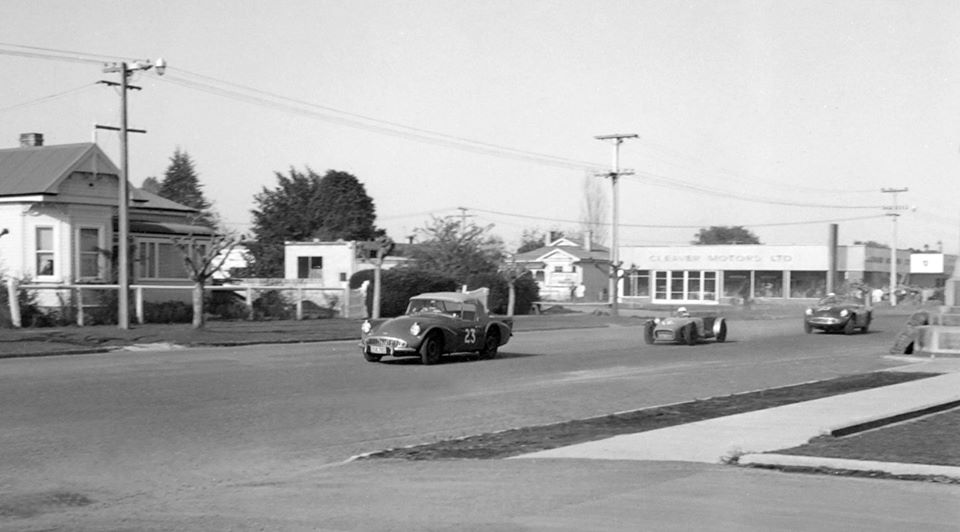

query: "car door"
left=455, top=302, right=481, bottom=351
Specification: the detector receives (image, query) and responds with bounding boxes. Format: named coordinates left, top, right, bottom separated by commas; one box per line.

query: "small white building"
left=283, top=240, right=409, bottom=287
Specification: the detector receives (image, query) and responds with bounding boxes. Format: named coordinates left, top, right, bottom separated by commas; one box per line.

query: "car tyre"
left=804, top=321, right=813, bottom=334
left=480, top=329, right=500, bottom=359
left=684, top=323, right=697, bottom=345
left=644, top=321, right=655, bottom=344
left=420, top=333, right=443, bottom=365
left=363, top=350, right=381, bottom=363
left=715, top=319, right=727, bottom=342
left=843, top=316, right=856, bottom=335
left=862, top=313, right=872, bottom=333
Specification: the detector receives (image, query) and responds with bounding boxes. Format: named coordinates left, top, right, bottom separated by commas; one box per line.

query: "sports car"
left=360, top=291, right=513, bottom=364
left=644, top=308, right=728, bottom=345
left=804, top=293, right=872, bottom=335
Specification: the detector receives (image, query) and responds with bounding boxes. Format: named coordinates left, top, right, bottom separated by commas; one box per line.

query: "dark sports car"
left=804, top=293, right=872, bottom=334
left=360, top=291, right=513, bottom=364
left=644, top=308, right=728, bottom=345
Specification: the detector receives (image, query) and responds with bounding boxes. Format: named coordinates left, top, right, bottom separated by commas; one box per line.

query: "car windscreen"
left=407, top=299, right=454, bottom=315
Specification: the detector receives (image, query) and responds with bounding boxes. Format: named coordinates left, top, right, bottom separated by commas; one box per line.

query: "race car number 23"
left=464, top=328, right=477, bottom=344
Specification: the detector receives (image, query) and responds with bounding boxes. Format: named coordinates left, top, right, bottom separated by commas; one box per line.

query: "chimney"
left=583, top=230, right=593, bottom=252
left=19, top=133, right=44, bottom=147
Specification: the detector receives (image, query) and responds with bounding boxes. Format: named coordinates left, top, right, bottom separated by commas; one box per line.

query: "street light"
left=101, top=58, right=166, bottom=329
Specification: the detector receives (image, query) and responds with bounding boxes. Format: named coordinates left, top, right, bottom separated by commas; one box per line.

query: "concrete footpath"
left=516, top=357, right=960, bottom=480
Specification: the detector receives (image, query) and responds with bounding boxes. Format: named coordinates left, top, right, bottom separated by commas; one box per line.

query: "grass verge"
left=360, top=371, right=938, bottom=461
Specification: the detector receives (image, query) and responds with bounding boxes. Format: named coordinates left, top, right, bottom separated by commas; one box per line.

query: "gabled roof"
left=513, top=240, right=610, bottom=264
left=0, top=142, right=114, bottom=196
left=0, top=141, right=197, bottom=214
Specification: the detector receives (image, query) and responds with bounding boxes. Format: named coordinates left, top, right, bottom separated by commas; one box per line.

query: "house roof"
left=0, top=141, right=197, bottom=214
left=0, top=142, right=109, bottom=196
left=513, top=239, right=610, bottom=264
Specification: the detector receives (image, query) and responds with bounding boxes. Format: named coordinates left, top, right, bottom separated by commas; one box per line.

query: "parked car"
left=360, top=291, right=513, bottom=364
left=804, top=293, right=872, bottom=334
left=644, top=307, right=728, bottom=345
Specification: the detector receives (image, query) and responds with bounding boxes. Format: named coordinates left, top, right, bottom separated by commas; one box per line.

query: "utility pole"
left=101, top=58, right=166, bottom=329
left=882, top=187, right=908, bottom=306
left=595, top=133, right=637, bottom=316
left=455, top=207, right=475, bottom=237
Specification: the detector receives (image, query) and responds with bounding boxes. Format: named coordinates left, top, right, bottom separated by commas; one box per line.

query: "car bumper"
left=361, top=336, right=419, bottom=356
left=806, top=317, right=847, bottom=327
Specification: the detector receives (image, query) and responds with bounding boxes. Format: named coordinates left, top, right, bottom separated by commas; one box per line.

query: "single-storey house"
left=0, top=133, right=214, bottom=309
left=512, top=233, right=611, bottom=302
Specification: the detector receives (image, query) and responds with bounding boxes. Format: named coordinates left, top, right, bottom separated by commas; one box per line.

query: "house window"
left=36, top=226, right=55, bottom=277
left=138, top=241, right=189, bottom=279
left=339, top=272, right=347, bottom=282
left=298, top=256, right=323, bottom=279
left=78, top=228, right=102, bottom=279
left=554, top=265, right=564, bottom=273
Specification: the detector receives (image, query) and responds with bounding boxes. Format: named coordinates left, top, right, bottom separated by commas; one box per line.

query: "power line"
left=0, top=82, right=99, bottom=114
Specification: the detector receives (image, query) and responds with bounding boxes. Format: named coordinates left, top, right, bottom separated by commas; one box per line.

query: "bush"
left=206, top=290, right=249, bottom=320
left=252, top=290, right=295, bottom=320
left=463, top=272, right=540, bottom=315
left=375, top=268, right=458, bottom=317
left=0, top=274, right=56, bottom=328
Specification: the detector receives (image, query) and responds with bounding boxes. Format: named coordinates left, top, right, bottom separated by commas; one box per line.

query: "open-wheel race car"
left=644, top=307, right=728, bottom=345
left=360, top=290, right=513, bottom=364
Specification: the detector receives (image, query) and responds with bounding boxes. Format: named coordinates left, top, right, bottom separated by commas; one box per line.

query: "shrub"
left=142, top=300, right=193, bottom=324
left=463, top=272, right=540, bottom=315
left=376, top=268, right=458, bottom=317
left=252, top=289, right=295, bottom=320
left=206, top=290, right=249, bottom=320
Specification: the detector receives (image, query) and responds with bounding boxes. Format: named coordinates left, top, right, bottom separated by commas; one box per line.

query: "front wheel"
left=843, top=316, right=856, bottom=335
left=363, top=350, right=381, bottom=363
left=862, top=313, right=872, bottom=333
left=420, top=334, right=442, bottom=365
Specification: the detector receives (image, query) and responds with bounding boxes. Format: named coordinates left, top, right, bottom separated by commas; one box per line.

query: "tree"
left=247, top=168, right=383, bottom=277
left=157, top=148, right=218, bottom=228
left=314, top=170, right=384, bottom=241
left=692, top=226, right=761, bottom=245
left=140, top=176, right=161, bottom=195
left=172, top=232, right=242, bottom=329
left=407, top=216, right=504, bottom=282
left=580, top=173, right=608, bottom=245
left=516, top=228, right=547, bottom=254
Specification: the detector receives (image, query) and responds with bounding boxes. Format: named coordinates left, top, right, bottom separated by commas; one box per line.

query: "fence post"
left=7, top=278, right=21, bottom=328
left=342, top=286, right=350, bottom=319
left=296, top=287, right=303, bottom=320
left=77, top=287, right=85, bottom=326
left=135, top=286, right=145, bottom=324
left=245, top=286, right=254, bottom=320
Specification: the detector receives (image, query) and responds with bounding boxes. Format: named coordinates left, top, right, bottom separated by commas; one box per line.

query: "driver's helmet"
left=674, top=306, right=690, bottom=317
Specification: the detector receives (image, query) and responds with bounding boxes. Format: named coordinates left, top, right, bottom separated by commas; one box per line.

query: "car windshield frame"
left=817, top=294, right=864, bottom=306
left=406, top=298, right=461, bottom=317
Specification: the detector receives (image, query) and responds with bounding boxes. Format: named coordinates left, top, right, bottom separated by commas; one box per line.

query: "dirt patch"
left=359, top=371, right=938, bottom=460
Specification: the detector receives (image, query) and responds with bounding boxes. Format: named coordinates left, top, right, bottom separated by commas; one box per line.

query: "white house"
left=283, top=240, right=409, bottom=287
left=0, top=133, right=214, bottom=308
left=513, top=233, right=611, bottom=302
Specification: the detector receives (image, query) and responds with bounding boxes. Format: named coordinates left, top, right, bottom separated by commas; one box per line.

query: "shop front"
left=620, top=245, right=830, bottom=305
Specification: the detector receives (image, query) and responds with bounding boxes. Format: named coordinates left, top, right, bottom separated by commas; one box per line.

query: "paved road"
left=3, top=314, right=955, bottom=530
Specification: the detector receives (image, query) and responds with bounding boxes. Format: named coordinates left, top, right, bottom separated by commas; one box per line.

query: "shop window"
left=790, top=271, right=826, bottom=298
left=754, top=271, right=783, bottom=298
left=624, top=270, right=649, bottom=297
left=724, top=271, right=751, bottom=300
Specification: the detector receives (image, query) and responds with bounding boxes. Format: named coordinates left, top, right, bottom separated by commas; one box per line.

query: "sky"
left=2, top=0, right=960, bottom=255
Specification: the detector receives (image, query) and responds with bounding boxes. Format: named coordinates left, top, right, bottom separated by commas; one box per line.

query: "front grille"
left=366, top=337, right=407, bottom=349
left=655, top=331, right=675, bottom=340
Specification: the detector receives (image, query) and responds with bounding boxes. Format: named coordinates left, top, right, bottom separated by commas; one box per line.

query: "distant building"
left=283, top=240, right=412, bottom=287
left=512, top=233, right=610, bottom=302
left=619, top=243, right=957, bottom=306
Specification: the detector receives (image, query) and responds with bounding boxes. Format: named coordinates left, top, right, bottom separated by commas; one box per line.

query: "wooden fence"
left=5, top=279, right=361, bottom=328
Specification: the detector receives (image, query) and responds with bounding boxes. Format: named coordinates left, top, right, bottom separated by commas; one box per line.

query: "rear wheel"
left=684, top=323, right=697, bottom=345
left=643, top=321, right=655, bottom=344
left=420, top=333, right=442, bottom=365
left=480, top=329, right=500, bottom=359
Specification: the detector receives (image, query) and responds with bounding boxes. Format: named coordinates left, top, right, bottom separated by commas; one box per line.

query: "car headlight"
left=361, top=320, right=372, bottom=334
left=653, top=318, right=661, bottom=324
left=805, top=308, right=813, bottom=316
left=410, top=322, right=422, bottom=336
left=840, top=309, right=849, bottom=317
